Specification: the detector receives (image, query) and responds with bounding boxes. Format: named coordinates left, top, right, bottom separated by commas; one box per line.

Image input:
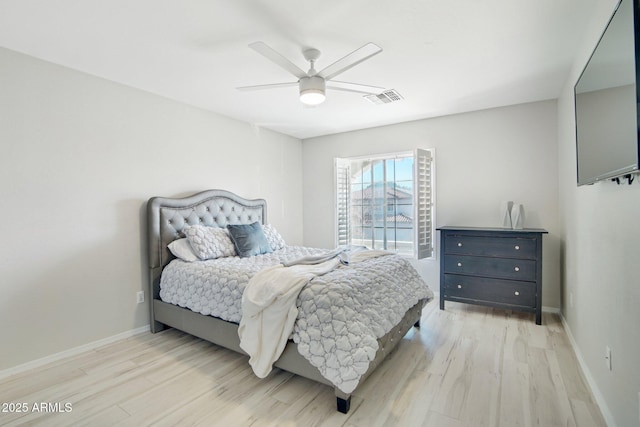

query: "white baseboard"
left=0, top=325, right=150, bottom=381
left=560, top=314, right=616, bottom=427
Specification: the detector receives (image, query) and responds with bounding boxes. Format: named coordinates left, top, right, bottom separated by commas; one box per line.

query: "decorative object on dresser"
left=437, top=226, right=547, bottom=325
left=500, top=201, right=514, bottom=228
left=510, top=204, right=525, bottom=229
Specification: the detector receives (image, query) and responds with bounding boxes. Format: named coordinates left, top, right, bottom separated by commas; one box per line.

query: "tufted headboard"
left=147, top=189, right=267, bottom=300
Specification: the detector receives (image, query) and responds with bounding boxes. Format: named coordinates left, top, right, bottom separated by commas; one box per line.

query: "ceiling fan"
left=237, top=41, right=386, bottom=106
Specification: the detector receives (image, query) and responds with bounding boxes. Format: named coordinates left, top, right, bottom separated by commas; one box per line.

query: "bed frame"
left=147, top=189, right=425, bottom=413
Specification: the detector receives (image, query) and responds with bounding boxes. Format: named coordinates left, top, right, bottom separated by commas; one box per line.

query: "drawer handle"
left=514, top=266, right=520, bottom=272
left=457, top=242, right=463, bottom=247
left=457, top=262, right=462, bottom=267
left=457, top=284, right=462, bottom=289
left=514, top=291, right=520, bottom=296
left=515, top=245, right=520, bottom=250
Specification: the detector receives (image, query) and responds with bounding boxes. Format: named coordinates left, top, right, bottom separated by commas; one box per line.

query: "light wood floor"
left=0, top=301, right=606, bottom=427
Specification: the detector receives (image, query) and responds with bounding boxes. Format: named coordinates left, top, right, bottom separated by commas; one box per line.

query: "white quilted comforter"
left=160, top=246, right=326, bottom=322
left=159, top=246, right=433, bottom=394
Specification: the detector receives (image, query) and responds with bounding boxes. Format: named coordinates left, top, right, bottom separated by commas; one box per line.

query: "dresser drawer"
left=443, top=274, right=536, bottom=308
left=443, top=255, right=536, bottom=281
left=444, top=234, right=537, bottom=259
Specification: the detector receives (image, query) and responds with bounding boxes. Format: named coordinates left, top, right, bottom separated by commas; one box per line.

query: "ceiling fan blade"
left=318, top=42, right=382, bottom=81
left=249, top=42, right=308, bottom=79
left=237, top=82, right=298, bottom=91
left=326, top=80, right=386, bottom=95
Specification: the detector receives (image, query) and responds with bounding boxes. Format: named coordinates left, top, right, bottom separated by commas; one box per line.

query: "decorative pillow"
left=183, top=225, right=237, bottom=260
left=262, top=224, right=286, bottom=251
left=168, top=238, right=199, bottom=262
left=227, top=222, right=272, bottom=257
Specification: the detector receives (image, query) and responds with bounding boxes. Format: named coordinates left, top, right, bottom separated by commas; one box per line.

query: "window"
left=335, top=148, right=434, bottom=259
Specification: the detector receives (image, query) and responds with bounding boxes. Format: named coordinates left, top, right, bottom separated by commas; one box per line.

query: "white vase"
left=511, top=204, right=524, bottom=229
left=500, top=201, right=513, bottom=228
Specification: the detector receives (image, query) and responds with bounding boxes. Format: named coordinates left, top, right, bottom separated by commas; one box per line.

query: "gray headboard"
left=147, top=189, right=267, bottom=299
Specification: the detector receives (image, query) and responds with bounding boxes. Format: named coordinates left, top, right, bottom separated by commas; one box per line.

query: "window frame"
left=334, top=148, right=435, bottom=259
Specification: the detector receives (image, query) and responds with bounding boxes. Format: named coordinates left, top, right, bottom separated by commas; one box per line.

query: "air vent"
left=364, top=89, right=404, bottom=105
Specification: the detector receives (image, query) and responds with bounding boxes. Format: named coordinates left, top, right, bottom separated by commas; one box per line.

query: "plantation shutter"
left=335, top=158, right=351, bottom=247
left=414, top=148, right=433, bottom=259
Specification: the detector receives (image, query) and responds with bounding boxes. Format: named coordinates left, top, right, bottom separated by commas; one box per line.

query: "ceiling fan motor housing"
left=299, top=76, right=326, bottom=105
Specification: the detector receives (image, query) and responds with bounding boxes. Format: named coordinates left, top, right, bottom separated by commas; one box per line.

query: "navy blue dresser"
left=438, top=226, right=547, bottom=325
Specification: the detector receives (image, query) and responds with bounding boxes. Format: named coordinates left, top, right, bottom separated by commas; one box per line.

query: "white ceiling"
left=0, top=0, right=596, bottom=139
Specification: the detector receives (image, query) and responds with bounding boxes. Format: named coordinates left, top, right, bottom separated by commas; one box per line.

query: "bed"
left=147, top=189, right=433, bottom=413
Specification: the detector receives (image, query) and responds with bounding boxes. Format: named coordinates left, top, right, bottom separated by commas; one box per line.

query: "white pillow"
left=183, top=225, right=237, bottom=260
left=168, top=238, right=199, bottom=262
left=262, top=224, right=286, bottom=251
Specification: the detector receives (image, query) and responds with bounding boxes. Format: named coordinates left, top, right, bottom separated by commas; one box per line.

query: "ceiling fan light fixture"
left=299, top=76, right=326, bottom=106
left=300, top=89, right=325, bottom=106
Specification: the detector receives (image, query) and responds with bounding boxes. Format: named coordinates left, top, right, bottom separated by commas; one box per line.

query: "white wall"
left=0, top=47, right=303, bottom=371
left=558, top=1, right=640, bottom=425
left=302, top=100, right=561, bottom=308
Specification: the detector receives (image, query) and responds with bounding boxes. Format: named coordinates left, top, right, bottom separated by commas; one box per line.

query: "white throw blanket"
left=239, top=249, right=393, bottom=378
left=238, top=257, right=342, bottom=377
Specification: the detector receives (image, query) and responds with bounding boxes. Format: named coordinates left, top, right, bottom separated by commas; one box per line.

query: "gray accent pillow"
left=183, top=225, right=237, bottom=260
left=227, top=222, right=272, bottom=257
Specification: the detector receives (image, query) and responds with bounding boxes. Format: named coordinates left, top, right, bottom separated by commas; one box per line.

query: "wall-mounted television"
left=574, top=0, right=640, bottom=186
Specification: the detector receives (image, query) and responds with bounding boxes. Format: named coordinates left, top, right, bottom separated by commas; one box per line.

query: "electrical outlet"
left=605, top=346, right=612, bottom=371
left=136, top=291, right=145, bottom=304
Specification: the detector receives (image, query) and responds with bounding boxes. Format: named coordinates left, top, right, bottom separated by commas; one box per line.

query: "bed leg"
left=336, top=396, right=351, bottom=414
left=150, top=321, right=167, bottom=334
